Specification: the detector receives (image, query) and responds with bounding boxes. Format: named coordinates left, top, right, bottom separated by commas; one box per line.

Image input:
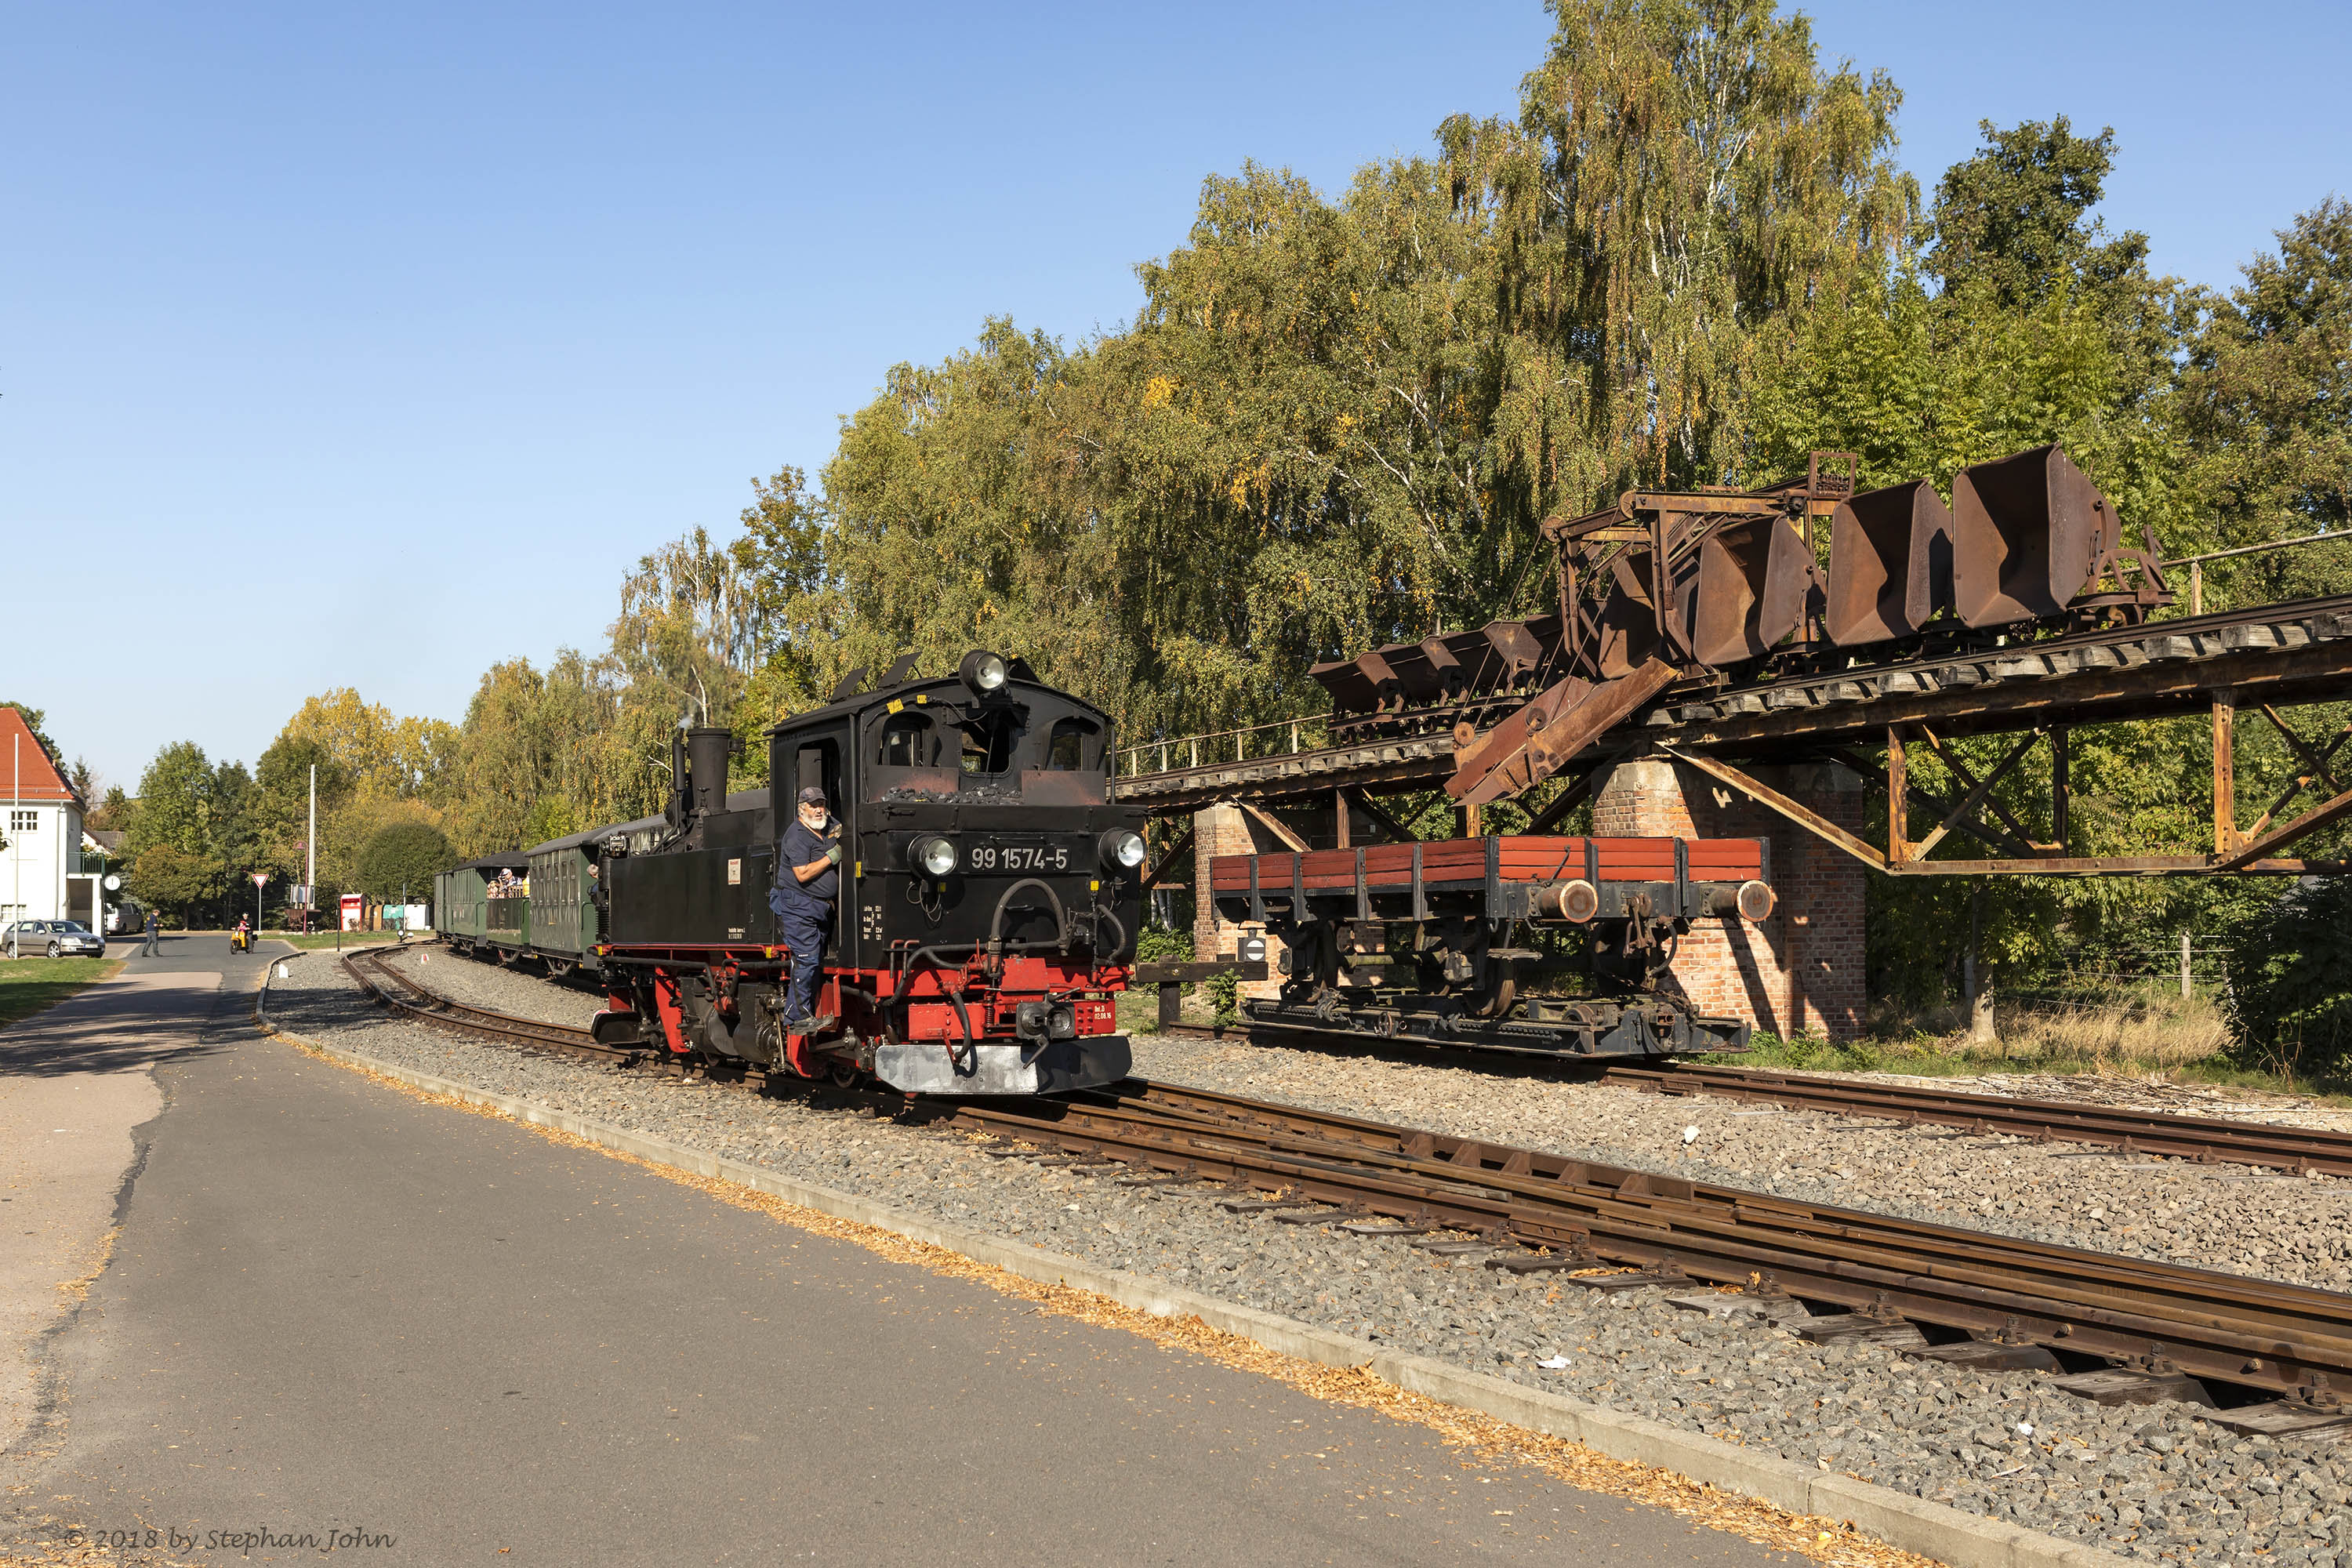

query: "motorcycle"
left=231, top=927, right=253, bottom=954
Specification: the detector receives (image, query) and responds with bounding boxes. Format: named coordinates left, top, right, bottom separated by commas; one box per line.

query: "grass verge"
left=0, top=956, right=123, bottom=1029
left=261, top=931, right=419, bottom=951
left=1743, top=994, right=2352, bottom=1102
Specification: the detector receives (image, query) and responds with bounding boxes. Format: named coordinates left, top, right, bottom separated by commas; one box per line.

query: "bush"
left=1134, top=924, right=1194, bottom=964
left=355, top=822, right=457, bottom=902
left=2223, top=880, right=2352, bottom=1082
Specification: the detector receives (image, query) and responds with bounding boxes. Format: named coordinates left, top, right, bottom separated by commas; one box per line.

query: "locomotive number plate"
left=968, top=841, right=1072, bottom=873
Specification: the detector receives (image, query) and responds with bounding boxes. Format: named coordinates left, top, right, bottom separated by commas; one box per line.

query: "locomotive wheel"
left=827, top=1060, right=860, bottom=1088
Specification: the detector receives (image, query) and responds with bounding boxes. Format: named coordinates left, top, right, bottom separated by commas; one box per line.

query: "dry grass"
left=1964, top=995, right=2232, bottom=1074
left=1750, top=992, right=2245, bottom=1083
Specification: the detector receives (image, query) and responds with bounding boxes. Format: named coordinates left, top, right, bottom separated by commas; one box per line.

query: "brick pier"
left=1591, top=757, right=1866, bottom=1041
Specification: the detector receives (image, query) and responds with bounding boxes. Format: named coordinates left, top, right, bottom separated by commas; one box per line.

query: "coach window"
left=878, top=711, right=938, bottom=768
left=1045, top=716, right=1099, bottom=771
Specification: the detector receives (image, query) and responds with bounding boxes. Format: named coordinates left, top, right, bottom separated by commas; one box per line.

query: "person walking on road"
left=143, top=911, right=160, bottom=957
left=768, top=785, right=841, bottom=1031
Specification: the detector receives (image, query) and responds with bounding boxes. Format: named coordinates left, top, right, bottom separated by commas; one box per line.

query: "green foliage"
left=130, top=844, right=219, bottom=920
left=1442, top=0, right=1913, bottom=498
left=2223, top=882, right=2352, bottom=1083
left=354, top=822, right=456, bottom=902
left=1134, top=924, right=1195, bottom=964
left=1927, top=118, right=2148, bottom=311
left=2179, top=197, right=2352, bottom=608
left=1204, top=970, right=1240, bottom=1027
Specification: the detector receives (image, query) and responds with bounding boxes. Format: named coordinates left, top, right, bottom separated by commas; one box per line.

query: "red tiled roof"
left=0, top=707, right=77, bottom=805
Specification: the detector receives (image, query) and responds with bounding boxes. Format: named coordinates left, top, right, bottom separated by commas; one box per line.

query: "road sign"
left=250, top=872, right=269, bottom=888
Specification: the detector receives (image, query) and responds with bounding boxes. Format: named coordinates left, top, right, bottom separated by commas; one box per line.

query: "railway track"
left=1158, top=1016, right=2352, bottom=1180
left=333, top=949, right=2352, bottom=1433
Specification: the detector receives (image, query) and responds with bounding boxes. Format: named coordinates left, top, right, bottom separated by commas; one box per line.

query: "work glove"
left=824, top=842, right=843, bottom=866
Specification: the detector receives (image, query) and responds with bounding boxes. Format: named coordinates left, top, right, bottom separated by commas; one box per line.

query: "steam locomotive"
left=437, top=651, right=1149, bottom=1095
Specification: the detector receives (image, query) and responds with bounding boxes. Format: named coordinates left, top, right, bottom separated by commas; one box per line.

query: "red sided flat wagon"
left=1210, top=834, right=1774, bottom=1058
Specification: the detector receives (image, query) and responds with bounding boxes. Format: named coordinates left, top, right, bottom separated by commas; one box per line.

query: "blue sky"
left=6, top=0, right=2346, bottom=793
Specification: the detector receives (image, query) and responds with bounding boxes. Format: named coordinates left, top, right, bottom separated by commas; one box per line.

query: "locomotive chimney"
left=685, top=727, right=734, bottom=817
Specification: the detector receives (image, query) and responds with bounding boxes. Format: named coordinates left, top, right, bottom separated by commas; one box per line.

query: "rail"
left=350, top=948, right=2352, bottom=1419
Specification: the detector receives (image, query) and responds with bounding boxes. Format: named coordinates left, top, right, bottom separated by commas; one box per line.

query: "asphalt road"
left=9, top=938, right=1791, bottom=1566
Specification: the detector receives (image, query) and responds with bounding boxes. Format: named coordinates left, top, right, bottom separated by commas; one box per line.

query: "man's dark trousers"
left=775, top=893, right=827, bottom=1022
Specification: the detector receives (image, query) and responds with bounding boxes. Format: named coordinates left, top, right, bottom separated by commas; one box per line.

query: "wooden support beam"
left=1456, top=801, right=1483, bottom=839
left=2213, top=690, right=2238, bottom=855
left=1913, top=731, right=2045, bottom=859
left=1819, top=746, right=2029, bottom=858
left=1334, top=786, right=1350, bottom=849
left=2215, top=782, right=2352, bottom=872
left=1887, top=727, right=1909, bottom=866
left=1232, top=798, right=1308, bottom=853
left=1523, top=766, right=1605, bottom=837
left=2243, top=708, right=2352, bottom=840
left=1654, top=744, right=1887, bottom=870
left=1918, top=727, right=2052, bottom=851
left=1138, top=825, right=1194, bottom=892
left=1341, top=787, right=1419, bottom=844
left=2052, top=727, right=2070, bottom=852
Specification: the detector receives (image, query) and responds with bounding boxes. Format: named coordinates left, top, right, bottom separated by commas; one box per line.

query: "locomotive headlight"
left=959, top=649, right=1009, bottom=695
left=1099, top=828, right=1145, bottom=871
left=909, top=835, right=958, bottom=877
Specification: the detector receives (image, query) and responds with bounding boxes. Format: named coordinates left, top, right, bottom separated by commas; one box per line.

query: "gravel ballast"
left=1123, top=1036, right=2352, bottom=1295
left=268, top=950, right=2345, bottom=1566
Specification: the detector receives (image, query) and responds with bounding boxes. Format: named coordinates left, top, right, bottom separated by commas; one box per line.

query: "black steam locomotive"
left=581, top=651, right=1149, bottom=1095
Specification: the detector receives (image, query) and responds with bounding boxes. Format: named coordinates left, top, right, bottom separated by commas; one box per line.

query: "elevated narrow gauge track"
left=333, top=950, right=2352, bottom=1428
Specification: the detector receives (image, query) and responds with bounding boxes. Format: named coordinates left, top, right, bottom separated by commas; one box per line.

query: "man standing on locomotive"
left=771, top=784, right=841, bottom=1030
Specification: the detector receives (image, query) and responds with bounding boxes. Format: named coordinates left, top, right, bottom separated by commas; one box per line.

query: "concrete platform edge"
left=255, top=997, right=2129, bottom=1568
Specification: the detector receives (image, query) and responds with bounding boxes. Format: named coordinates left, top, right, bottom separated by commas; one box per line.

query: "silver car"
left=2, top=920, right=107, bottom=958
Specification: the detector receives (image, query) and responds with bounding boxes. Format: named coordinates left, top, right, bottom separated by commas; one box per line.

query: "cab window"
left=878, top=711, right=938, bottom=768
left=1046, top=716, right=1099, bottom=771
left=958, top=710, right=1021, bottom=775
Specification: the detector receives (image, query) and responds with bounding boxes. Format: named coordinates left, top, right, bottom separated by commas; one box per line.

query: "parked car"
left=2, top=920, right=107, bottom=958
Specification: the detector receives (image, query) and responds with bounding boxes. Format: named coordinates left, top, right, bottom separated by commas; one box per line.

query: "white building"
left=0, top=706, right=93, bottom=928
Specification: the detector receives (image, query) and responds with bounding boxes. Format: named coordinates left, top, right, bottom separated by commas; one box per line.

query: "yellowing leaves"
left=1142, top=375, right=1178, bottom=410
